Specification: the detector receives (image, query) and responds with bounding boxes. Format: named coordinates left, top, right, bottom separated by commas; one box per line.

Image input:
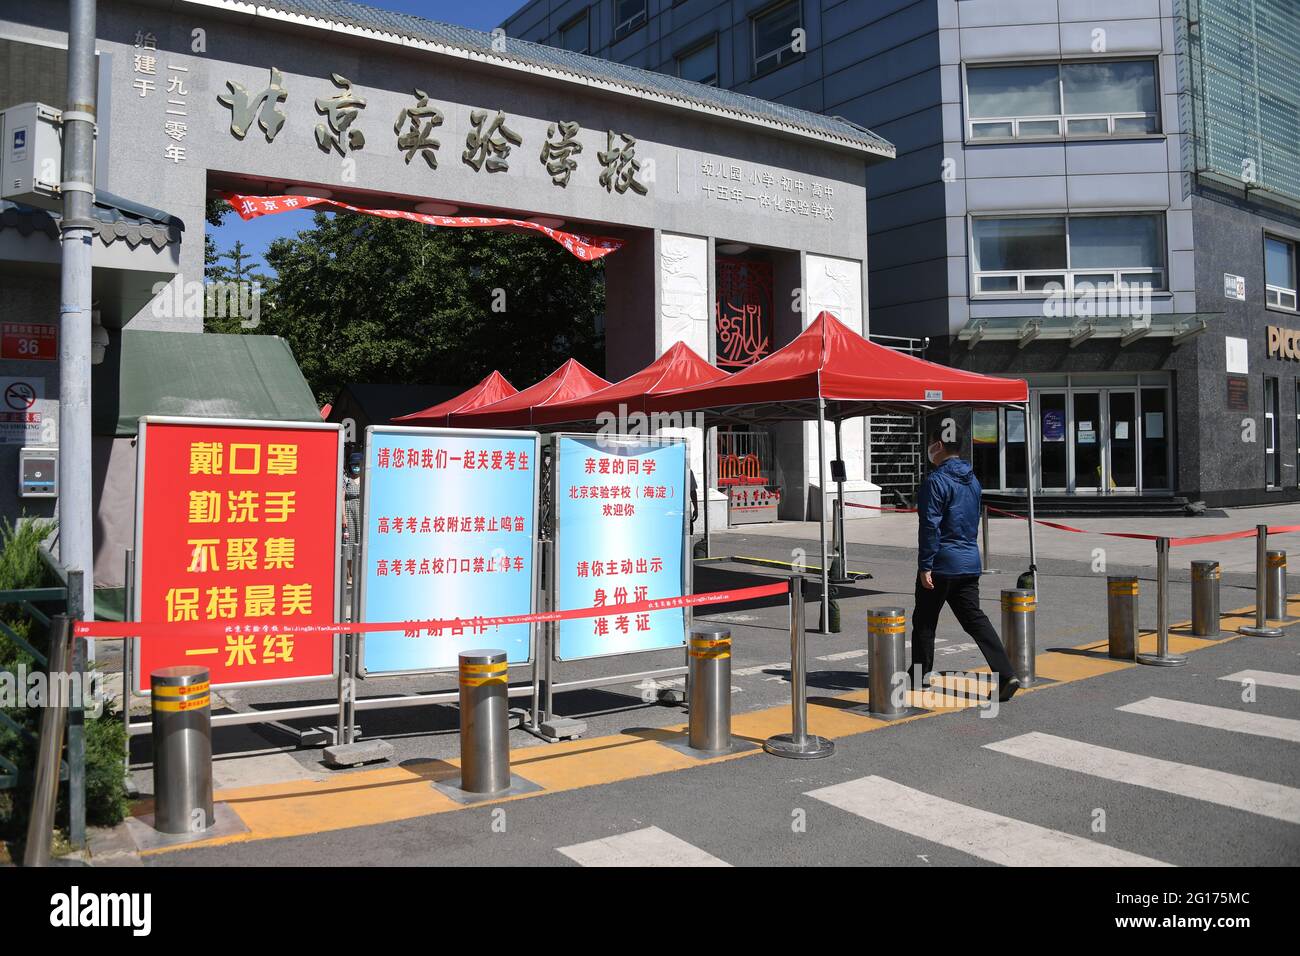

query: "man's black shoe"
left=998, top=676, right=1021, bottom=702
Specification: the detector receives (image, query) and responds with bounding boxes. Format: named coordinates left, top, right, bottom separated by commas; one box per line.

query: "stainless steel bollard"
left=1000, top=589, right=1037, bottom=686
left=688, top=627, right=732, bottom=752
left=1107, top=576, right=1139, bottom=660
left=867, top=607, right=908, bottom=717
left=151, top=665, right=214, bottom=835
left=1240, top=524, right=1283, bottom=637
left=1266, top=550, right=1287, bottom=621
left=1190, top=560, right=1221, bottom=637
left=458, top=649, right=511, bottom=794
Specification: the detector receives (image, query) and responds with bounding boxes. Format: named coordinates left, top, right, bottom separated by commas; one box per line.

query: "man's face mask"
left=927, top=440, right=944, bottom=466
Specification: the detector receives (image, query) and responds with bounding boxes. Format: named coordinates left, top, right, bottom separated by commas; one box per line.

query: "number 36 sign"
left=1, top=323, right=57, bottom=361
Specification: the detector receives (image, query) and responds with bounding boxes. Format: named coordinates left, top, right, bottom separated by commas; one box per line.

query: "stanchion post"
left=764, top=576, right=834, bottom=758
left=1190, top=560, right=1221, bottom=637
left=151, top=665, right=215, bottom=835
left=23, top=614, right=72, bottom=867
left=1240, top=524, right=1283, bottom=637
left=1138, top=537, right=1186, bottom=666
left=980, top=504, right=1001, bottom=574
left=1000, top=589, right=1037, bottom=685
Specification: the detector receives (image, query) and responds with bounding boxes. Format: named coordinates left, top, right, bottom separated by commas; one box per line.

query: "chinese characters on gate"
left=201, top=58, right=648, bottom=193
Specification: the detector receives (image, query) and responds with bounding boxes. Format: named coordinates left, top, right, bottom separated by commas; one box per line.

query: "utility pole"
left=59, top=0, right=97, bottom=623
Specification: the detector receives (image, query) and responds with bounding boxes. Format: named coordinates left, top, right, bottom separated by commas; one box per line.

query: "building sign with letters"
left=1267, top=325, right=1300, bottom=361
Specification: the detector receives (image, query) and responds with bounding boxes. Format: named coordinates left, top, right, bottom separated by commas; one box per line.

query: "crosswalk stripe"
left=556, top=826, right=731, bottom=867
left=1220, top=670, right=1300, bottom=692
left=985, top=732, right=1300, bottom=825
left=1117, top=696, right=1300, bottom=743
left=804, top=775, right=1170, bottom=867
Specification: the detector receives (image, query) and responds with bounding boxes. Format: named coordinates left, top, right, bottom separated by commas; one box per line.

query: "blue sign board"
left=359, top=427, right=540, bottom=674
left=554, top=434, right=688, bottom=661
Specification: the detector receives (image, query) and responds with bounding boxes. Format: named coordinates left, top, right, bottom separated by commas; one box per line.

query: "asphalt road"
left=146, top=533, right=1300, bottom=867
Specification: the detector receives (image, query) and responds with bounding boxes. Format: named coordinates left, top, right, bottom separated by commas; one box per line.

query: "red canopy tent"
left=447, top=359, right=610, bottom=428
left=394, top=370, right=517, bottom=426
left=642, top=311, right=1033, bottom=628
left=532, top=341, right=725, bottom=426
left=651, top=310, right=1027, bottom=419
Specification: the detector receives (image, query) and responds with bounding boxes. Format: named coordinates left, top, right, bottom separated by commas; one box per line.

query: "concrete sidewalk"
left=717, top=503, right=1300, bottom=576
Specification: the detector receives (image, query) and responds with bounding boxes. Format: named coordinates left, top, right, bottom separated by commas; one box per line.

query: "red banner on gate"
left=222, top=192, right=624, bottom=262
left=133, top=420, right=342, bottom=693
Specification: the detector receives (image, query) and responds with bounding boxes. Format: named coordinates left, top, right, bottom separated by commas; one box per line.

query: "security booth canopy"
left=531, top=341, right=726, bottom=426
left=647, top=311, right=1028, bottom=423
left=446, top=358, right=610, bottom=428
left=394, top=370, right=518, bottom=426
left=92, top=329, right=321, bottom=435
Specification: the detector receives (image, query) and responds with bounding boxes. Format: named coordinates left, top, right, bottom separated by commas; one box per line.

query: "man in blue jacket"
left=913, top=422, right=1019, bottom=702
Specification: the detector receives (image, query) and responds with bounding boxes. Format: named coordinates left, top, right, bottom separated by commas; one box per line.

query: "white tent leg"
left=1023, top=401, right=1039, bottom=594
left=818, top=399, right=830, bottom=631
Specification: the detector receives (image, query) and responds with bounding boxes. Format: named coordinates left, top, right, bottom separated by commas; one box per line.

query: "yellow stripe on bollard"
left=459, top=675, right=508, bottom=688
left=1109, top=584, right=1139, bottom=595
left=459, top=662, right=509, bottom=675
left=153, top=681, right=210, bottom=698
left=689, top=648, right=731, bottom=660
left=869, top=624, right=906, bottom=634
left=690, top=638, right=731, bottom=649
left=152, top=694, right=210, bottom=713
left=1268, top=555, right=1287, bottom=568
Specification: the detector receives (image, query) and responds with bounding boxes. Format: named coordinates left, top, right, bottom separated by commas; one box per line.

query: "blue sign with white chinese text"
left=554, top=434, right=688, bottom=661
left=359, top=427, right=539, bottom=674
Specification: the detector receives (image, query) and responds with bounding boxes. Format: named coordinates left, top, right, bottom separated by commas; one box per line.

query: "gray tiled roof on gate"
left=182, top=0, right=895, bottom=158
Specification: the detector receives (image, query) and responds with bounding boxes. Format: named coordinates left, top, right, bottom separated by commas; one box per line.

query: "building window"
left=559, top=13, right=589, bottom=54
left=971, top=214, right=1166, bottom=296
left=677, top=37, right=719, bottom=86
left=614, top=0, right=647, bottom=42
left=966, top=59, right=1159, bottom=142
left=752, top=2, right=802, bottom=78
left=1265, top=235, right=1298, bottom=312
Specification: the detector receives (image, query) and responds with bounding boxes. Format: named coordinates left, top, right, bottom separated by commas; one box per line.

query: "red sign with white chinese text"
left=133, top=419, right=342, bottom=693
left=1, top=323, right=57, bottom=361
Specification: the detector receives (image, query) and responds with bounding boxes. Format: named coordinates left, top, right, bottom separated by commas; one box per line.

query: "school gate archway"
left=1, top=0, right=894, bottom=532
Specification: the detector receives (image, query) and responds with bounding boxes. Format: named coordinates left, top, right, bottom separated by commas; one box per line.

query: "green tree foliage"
left=234, top=211, right=605, bottom=403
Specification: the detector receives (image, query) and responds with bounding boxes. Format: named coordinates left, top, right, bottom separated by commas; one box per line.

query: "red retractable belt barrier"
left=73, top=581, right=791, bottom=643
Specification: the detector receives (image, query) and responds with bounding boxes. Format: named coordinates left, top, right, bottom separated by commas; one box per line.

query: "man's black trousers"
left=911, top=573, right=1016, bottom=683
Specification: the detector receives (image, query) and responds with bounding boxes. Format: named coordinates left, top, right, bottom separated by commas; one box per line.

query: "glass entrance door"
left=1037, top=392, right=1069, bottom=492
left=1072, top=391, right=1103, bottom=493
left=1108, top=390, right=1139, bottom=492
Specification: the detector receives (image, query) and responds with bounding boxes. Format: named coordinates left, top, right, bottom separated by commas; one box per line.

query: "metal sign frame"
left=550, top=431, right=692, bottom=662
left=356, top=424, right=542, bottom=678
left=131, top=415, right=345, bottom=696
